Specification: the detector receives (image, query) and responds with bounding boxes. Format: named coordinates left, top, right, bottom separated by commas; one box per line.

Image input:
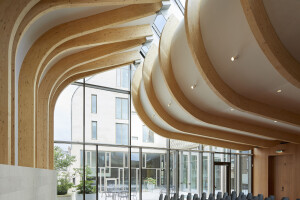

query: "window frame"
left=142, top=125, right=154, bottom=143
left=91, top=121, right=97, bottom=140
left=115, top=97, right=129, bottom=120
left=91, top=94, right=97, bottom=114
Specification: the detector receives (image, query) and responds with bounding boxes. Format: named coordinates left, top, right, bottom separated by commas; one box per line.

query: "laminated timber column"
left=0, top=0, right=39, bottom=165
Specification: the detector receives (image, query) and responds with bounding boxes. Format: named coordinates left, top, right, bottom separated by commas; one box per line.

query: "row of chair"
left=159, top=192, right=299, bottom=200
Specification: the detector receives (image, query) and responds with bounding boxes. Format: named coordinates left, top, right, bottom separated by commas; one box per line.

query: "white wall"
left=0, top=164, right=57, bottom=200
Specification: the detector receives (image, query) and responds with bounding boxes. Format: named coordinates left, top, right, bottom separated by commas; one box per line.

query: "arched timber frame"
left=143, top=44, right=277, bottom=148
left=184, top=0, right=300, bottom=126
left=36, top=39, right=144, bottom=169
left=133, top=64, right=252, bottom=150
left=158, top=15, right=300, bottom=144
left=18, top=2, right=162, bottom=167
left=241, top=0, right=300, bottom=89
left=39, top=50, right=140, bottom=169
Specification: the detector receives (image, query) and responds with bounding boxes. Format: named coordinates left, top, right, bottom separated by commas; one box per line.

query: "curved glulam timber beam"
left=0, top=0, right=39, bottom=165
left=143, top=45, right=276, bottom=148
left=18, top=3, right=161, bottom=167
left=184, top=0, right=300, bottom=126
left=37, top=25, right=152, bottom=85
left=133, top=65, right=252, bottom=150
left=34, top=39, right=143, bottom=168
left=241, top=0, right=300, bottom=89
left=160, top=15, right=300, bottom=144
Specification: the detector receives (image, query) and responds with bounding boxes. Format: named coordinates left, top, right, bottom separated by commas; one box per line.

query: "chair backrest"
left=246, top=193, right=252, bottom=200
left=195, top=198, right=200, bottom=200
left=237, top=196, right=241, bottom=200
left=281, top=197, right=289, bottom=200
left=180, top=195, right=185, bottom=200
left=231, top=191, right=237, bottom=198
left=252, top=196, right=258, bottom=200
left=174, top=193, right=178, bottom=200
left=217, top=192, right=222, bottom=200
left=258, top=194, right=264, bottom=200
left=159, top=194, right=164, bottom=200
left=241, top=195, right=246, bottom=200
left=269, top=196, right=275, bottom=200
left=201, top=192, right=207, bottom=200
left=208, top=193, right=214, bottom=200
left=187, top=193, right=192, bottom=200
left=225, top=196, right=231, bottom=200
left=164, top=195, right=169, bottom=200
left=193, top=194, right=199, bottom=200
left=223, top=193, right=228, bottom=199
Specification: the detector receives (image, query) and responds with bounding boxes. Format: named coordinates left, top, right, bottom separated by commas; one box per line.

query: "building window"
left=91, top=94, right=97, bottom=113
left=116, top=66, right=129, bottom=89
left=116, top=98, right=128, bottom=120
left=132, top=136, right=138, bottom=141
left=92, top=121, right=97, bottom=140
left=116, top=123, right=128, bottom=145
left=143, top=125, right=154, bottom=143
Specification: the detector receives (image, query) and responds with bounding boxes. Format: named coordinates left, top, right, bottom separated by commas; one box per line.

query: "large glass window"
left=54, top=68, right=253, bottom=200
left=116, top=123, right=128, bottom=145
left=142, top=125, right=154, bottom=143
left=116, top=98, right=129, bottom=120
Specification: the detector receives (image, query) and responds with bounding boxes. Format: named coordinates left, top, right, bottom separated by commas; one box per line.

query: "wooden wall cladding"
left=253, top=143, right=300, bottom=199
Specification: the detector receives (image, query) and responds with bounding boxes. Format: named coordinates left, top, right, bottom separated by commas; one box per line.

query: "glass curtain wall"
left=54, top=65, right=253, bottom=200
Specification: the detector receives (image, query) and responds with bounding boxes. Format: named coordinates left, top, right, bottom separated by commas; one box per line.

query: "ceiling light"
left=274, top=120, right=277, bottom=123
left=231, top=56, right=238, bottom=62
left=168, top=102, right=171, bottom=107
left=191, top=84, right=197, bottom=90
left=230, top=108, right=234, bottom=111
left=277, top=89, right=282, bottom=93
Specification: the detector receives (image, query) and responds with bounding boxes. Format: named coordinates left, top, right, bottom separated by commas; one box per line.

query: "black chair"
left=193, top=194, right=199, bottom=200
left=201, top=192, right=207, bottom=200
left=159, top=194, right=164, bottom=200
left=238, top=192, right=244, bottom=198
left=180, top=195, right=185, bottom=200
left=246, top=193, right=252, bottom=200
left=164, top=195, right=169, bottom=200
left=217, top=192, right=222, bottom=200
left=225, top=196, right=231, bottom=200
left=231, top=191, right=237, bottom=200
left=241, top=195, right=246, bottom=200
left=223, top=193, right=228, bottom=199
left=269, top=196, right=275, bottom=200
left=252, top=196, right=258, bottom=200
left=281, top=197, right=289, bottom=200
left=258, top=194, right=264, bottom=200
left=187, top=193, right=192, bottom=200
left=208, top=193, right=214, bottom=200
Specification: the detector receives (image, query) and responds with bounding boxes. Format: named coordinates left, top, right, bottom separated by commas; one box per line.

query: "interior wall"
left=253, top=143, right=300, bottom=199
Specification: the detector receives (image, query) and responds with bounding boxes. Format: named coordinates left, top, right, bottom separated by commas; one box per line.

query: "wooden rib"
left=159, top=15, right=300, bottom=144
left=37, top=25, right=152, bottom=85
left=48, top=64, right=130, bottom=169
left=184, top=0, right=300, bottom=126
left=0, top=0, right=39, bottom=165
left=18, top=3, right=161, bottom=167
left=143, top=44, right=276, bottom=148
left=241, top=0, right=300, bottom=89
left=133, top=64, right=252, bottom=150
left=38, top=50, right=140, bottom=168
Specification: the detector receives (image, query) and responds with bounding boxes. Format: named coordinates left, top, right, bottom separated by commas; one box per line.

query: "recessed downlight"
left=274, top=120, right=277, bottom=123
left=231, top=56, right=238, bottom=62
left=191, top=84, right=197, bottom=90
left=230, top=108, right=234, bottom=111
left=277, top=89, right=282, bottom=93
left=168, top=102, right=171, bottom=107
